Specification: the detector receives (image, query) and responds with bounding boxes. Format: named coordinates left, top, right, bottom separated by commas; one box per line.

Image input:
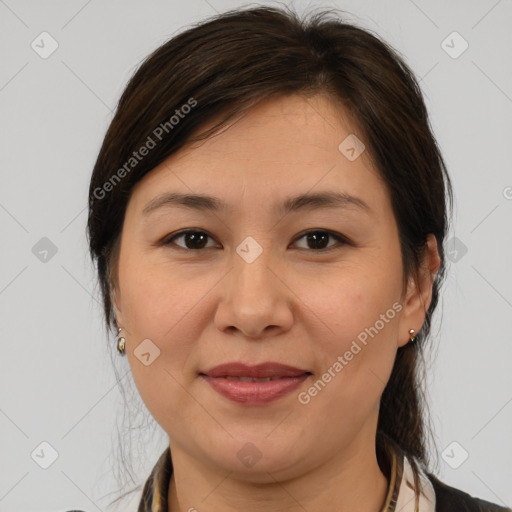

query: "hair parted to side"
left=87, top=4, right=452, bottom=503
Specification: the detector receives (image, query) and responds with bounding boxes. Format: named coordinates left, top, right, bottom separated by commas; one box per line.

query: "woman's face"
left=113, top=94, right=437, bottom=481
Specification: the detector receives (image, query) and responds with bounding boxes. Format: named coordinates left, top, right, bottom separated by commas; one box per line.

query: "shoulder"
left=426, top=473, right=512, bottom=512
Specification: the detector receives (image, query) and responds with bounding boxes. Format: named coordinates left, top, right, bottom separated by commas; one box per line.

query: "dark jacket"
left=427, top=473, right=511, bottom=512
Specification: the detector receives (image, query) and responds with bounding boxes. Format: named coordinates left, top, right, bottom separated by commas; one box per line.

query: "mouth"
left=199, top=362, right=312, bottom=405
left=200, top=361, right=311, bottom=379
left=211, top=375, right=301, bottom=382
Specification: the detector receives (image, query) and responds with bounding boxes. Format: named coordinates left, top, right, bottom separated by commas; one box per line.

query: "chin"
left=201, top=438, right=306, bottom=480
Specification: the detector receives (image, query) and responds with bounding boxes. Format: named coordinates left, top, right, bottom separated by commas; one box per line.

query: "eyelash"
left=160, top=229, right=351, bottom=253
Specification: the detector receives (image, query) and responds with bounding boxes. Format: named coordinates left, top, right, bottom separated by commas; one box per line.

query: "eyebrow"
left=142, top=191, right=371, bottom=217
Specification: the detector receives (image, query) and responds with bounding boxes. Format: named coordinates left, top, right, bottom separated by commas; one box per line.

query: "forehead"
left=128, top=93, right=387, bottom=217
left=177, top=94, right=361, bottom=164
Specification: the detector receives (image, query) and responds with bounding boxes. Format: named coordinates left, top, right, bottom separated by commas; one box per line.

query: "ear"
left=110, top=283, right=124, bottom=329
left=397, top=234, right=441, bottom=347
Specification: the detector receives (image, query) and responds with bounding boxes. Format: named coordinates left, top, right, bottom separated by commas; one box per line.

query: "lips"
left=200, top=362, right=311, bottom=379
left=199, top=362, right=312, bottom=405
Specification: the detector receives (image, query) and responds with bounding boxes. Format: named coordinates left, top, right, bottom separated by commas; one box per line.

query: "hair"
left=87, top=4, right=453, bottom=505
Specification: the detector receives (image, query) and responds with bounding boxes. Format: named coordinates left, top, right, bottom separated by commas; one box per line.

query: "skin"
left=112, top=94, right=441, bottom=512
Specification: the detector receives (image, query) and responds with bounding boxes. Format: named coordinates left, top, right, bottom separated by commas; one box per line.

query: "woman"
left=86, top=5, right=511, bottom=512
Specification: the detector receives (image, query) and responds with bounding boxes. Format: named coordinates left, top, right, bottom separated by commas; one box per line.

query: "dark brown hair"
left=87, top=4, right=452, bottom=500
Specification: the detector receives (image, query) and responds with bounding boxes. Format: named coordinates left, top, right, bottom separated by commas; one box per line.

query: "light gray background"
left=1, top=0, right=511, bottom=511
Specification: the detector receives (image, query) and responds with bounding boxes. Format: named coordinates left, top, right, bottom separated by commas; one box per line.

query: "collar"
left=138, top=442, right=436, bottom=512
left=381, top=441, right=436, bottom=512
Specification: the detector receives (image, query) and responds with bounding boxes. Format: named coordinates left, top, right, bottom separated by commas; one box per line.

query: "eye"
left=162, top=230, right=219, bottom=250
left=292, top=230, right=349, bottom=251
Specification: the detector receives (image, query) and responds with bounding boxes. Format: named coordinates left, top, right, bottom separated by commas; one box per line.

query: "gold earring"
left=117, top=327, right=126, bottom=354
left=409, top=329, right=417, bottom=343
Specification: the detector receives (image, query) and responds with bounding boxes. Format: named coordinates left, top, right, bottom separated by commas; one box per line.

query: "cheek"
left=302, top=261, right=401, bottom=350
left=119, top=250, right=208, bottom=339
left=117, top=256, right=201, bottom=414
left=297, top=263, right=401, bottom=411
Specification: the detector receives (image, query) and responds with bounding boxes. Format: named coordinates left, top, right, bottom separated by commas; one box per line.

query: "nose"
left=213, top=247, right=294, bottom=339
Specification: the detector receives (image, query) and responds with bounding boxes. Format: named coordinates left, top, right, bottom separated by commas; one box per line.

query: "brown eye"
left=293, top=230, right=348, bottom=251
left=164, top=230, right=218, bottom=250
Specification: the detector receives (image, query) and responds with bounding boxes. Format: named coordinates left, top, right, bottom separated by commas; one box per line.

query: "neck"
left=167, top=435, right=390, bottom=512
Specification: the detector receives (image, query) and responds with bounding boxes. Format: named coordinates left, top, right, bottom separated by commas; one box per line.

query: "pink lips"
left=199, top=362, right=311, bottom=405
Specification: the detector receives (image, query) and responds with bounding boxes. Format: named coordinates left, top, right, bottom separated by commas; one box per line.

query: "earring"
left=117, top=327, right=126, bottom=354
left=409, top=329, right=417, bottom=343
